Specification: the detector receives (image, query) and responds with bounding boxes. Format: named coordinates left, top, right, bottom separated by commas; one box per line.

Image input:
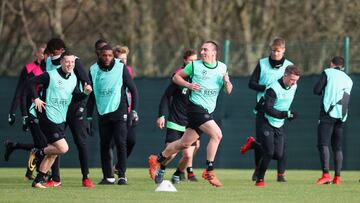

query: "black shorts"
left=165, top=128, right=197, bottom=146
left=187, top=102, right=213, bottom=135
left=39, top=113, right=66, bottom=144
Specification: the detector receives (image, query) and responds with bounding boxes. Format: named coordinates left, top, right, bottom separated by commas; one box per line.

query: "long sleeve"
left=158, top=82, right=177, bottom=117
left=74, top=58, right=90, bottom=84
left=28, top=72, right=50, bottom=100
left=123, top=67, right=138, bottom=111
left=9, top=67, right=28, bottom=115
left=313, top=72, right=327, bottom=96
left=86, top=72, right=95, bottom=118
left=264, top=88, right=288, bottom=119
left=248, top=62, right=266, bottom=92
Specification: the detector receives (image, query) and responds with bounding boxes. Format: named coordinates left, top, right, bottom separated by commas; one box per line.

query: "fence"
left=1, top=76, right=359, bottom=169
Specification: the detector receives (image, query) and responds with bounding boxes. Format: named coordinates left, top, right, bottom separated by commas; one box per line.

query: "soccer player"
left=245, top=37, right=293, bottom=182
left=29, top=51, right=92, bottom=188
left=34, top=38, right=95, bottom=188
left=313, top=56, right=353, bottom=185
left=149, top=41, right=233, bottom=187
left=4, top=45, right=47, bottom=180
left=154, top=48, right=199, bottom=184
left=87, top=45, right=139, bottom=185
left=113, top=45, right=137, bottom=158
left=241, top=65, right=300, bottom=187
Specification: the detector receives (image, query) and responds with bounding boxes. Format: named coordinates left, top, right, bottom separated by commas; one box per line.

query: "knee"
left=211, top=132, right=223, bottom=143
left=58, top=144, right=69, bottom=154
left=182, top=151, right=193, bottom=161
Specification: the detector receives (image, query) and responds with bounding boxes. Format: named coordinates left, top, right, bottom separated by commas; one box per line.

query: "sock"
left=157, top=152, right=167, bottom=163
left=160, top=164, right=166, bottom=170
left=34, top=171, right=47, bottom=183
left=206, top=160, right=214, bottom=171
left=277, top=173, right=284, bottom=177
left=173, top=168, right=182, bottom=176
left=82, top=175, right=88, bottom=180
left=187, top=167, right=194, bottom=177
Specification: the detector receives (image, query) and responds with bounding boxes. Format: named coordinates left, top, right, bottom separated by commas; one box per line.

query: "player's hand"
left=223, top=72, right=230, bottom=83
left=22, top=116, right=29, bottom=132
left=157, top=116, right=165, bottom=129
left=34, top=98, right=46, bottom=113
left=287, top=111, right=297, bottom=121
left=129, top=110, right=139, bottom=127
left=8, top=114, right=15, bottom=126
left=83, top=82, right=93, bottom=95
left=186, top=83, right=201, bottom=91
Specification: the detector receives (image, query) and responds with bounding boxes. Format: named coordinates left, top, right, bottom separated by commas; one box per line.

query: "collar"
left=278, top=77, right=290, bottom=90
left=269, top=56, right=285, bottom=69
left=57, top=67, right=71, bottom=79
left=97, top=59, right=115, bottom=71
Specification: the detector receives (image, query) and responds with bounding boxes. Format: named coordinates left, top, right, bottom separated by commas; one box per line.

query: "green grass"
left=0, top=168, right=360, bottom=203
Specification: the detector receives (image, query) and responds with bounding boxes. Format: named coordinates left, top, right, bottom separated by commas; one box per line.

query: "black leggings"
left=254, top=114, right=287, bottom=174
left=99, top=119, right=128, bottom=178
left=317, top=115, right=343, bottom=176
left=50, top=105, right=90, bottom=181
left=256, top=118, right=286, bottom=180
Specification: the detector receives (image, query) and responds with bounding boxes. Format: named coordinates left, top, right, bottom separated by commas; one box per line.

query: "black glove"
left=129, top=110, right=139, bottom=127
left=22, top=116, right=29, bottom=132
left=254, top=97, right=265, bottom=113
left=287, top=111, right=297, bottom=121
left=8, top=114, right=15, bottom=126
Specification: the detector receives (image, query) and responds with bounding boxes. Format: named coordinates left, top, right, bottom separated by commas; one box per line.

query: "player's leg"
left=112, top=119, right=128, bottom=185
left=98, top=121, right=116, bottom=184
left=316, top=116, right=334, bottom=184
left=256, top=122, right=275, bottom=186
left=68, top=117, right=93, bottom=187
left=331, top=120, right=344, bottom=184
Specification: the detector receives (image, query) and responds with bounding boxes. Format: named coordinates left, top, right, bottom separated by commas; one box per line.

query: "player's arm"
left=86, top=72, right=95, bottom=119
left=313, top=71, right=327, bottom=96
left=28, top=72, right=50, bottom=113
left=157, top=82, right=177, bottom=129
left=223, top=72, right=233, bottom=95
left=8, top=67, right=27, bottom=125
left=248, top=62, right=266, bottom=92
left=264, top=88, right=288, bottom=119
left=172, top=63, right=200, bottom=91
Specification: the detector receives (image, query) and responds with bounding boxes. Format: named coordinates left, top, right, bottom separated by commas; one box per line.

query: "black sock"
left=82, top=175, right=88, bottom=180
left=187, top=167, right=193, bottom=173
left=206, top=160, right=214, bottom=171
left=173, top=168, right=182, bottom=176
left=34, top=171, right=47, bottom=183
left=160, top=164, right=166, bottom=170
left=157, top=152, right=167, bottom=163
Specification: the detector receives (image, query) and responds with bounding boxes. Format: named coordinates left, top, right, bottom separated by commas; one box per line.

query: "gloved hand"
left=8, top=114, right=15, bottom=126
left=22, top=116, right=29, bottom=132
left=129, top=110, right=139, bottom=127
left=287, top=111, right=297, bottom=121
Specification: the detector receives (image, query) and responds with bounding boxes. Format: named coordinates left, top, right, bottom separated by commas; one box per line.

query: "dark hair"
left=95, top=39, right=108, bottom=50
left=285, top=65, right=301, bottom=76
left=46, top=38, right=66, bottom=52
left=331, top=56, right=344, bottom=67
left=183, top=48, right=197, bottom=60
left=60, top=50, right=74, bottom=59
left=204, top=40, right=219, bottom=53
left=100, top=44, right=113, bottom=52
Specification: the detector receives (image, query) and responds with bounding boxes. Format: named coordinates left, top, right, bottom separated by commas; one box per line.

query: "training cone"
left=155, top=180, right=177, bottom=192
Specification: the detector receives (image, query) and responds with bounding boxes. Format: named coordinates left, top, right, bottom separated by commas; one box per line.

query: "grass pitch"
left=0, top=168, right=359, bottom=203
